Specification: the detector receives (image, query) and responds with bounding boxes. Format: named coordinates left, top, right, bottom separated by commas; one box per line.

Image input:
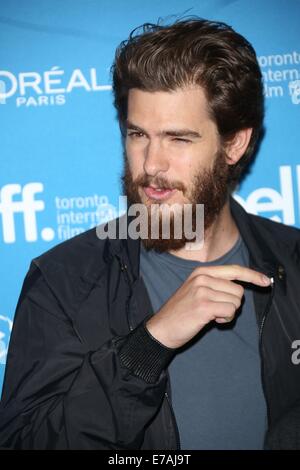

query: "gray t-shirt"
left=140, top=236, right=267, bottom=449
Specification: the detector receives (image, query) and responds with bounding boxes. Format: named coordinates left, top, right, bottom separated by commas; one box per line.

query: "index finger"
left=190, top=264, right=272, bottom=287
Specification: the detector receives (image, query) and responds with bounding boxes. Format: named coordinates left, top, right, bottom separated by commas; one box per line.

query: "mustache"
left=133, top=174, right=186, bottom=192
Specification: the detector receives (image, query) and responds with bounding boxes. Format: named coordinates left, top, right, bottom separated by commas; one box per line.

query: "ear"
left=225, top=128, right=253, bottom=165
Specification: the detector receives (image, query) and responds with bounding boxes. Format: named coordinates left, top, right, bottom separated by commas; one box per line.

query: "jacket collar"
left=103, top=213, right=141, bottom=282
left=229, top=196, right=278, bottom=277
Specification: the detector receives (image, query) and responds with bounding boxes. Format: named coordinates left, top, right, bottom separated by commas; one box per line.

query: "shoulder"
left=247, top=212, right=300, bottom=266
left=30, top=218, right=125, bottom=288
left=18, top=226, right=114, bottom=314
left=248, top=212, right=300, bottom=245
left=231, top=196, right=300, bottom=247
left=34, top=227, right=105, bottom=274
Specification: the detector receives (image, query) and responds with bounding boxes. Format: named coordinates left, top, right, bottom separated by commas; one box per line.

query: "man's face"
left=122, top=86, right=230, bottom=252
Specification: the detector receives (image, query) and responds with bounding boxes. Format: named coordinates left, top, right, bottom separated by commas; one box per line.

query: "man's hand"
left=146, top=264, right=271, bottom=349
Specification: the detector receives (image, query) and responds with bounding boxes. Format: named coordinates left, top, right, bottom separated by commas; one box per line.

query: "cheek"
left=126, top=154, right=143, bottom=180
left=169, top=155, right=194, bottom=183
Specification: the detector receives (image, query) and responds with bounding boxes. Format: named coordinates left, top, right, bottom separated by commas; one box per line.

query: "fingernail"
left=262, top=275, right=271, bottom=285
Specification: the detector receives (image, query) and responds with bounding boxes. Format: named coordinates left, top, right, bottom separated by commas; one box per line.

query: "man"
left=1, top=18, right=300, bottom=450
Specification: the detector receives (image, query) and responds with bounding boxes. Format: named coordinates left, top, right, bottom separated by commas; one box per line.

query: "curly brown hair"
left=111, top=18, right=264, bottom=184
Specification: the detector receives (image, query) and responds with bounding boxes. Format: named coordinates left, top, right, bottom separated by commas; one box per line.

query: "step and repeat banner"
left=0, top=0, right=300, bottom=392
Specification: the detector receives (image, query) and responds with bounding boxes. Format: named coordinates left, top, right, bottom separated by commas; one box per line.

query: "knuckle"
left=233, top=293, right=242, bottom=307
left=237, top=285, right=245, bottom=297
left=197, top=285, right=208, bottom=298
left=197, top=274, right=209, bottom=285
left=226, top=302, right=236, bottom=315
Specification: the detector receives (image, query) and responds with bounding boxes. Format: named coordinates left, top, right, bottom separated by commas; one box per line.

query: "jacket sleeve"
left=0, top=263, right=176, bottom=450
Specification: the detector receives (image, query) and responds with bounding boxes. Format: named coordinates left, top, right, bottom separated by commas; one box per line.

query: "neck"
left=168, top=198, right=240, bottom=262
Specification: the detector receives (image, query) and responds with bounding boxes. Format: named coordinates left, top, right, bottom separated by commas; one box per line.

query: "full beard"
left=121, top=149, right=230, bottom=253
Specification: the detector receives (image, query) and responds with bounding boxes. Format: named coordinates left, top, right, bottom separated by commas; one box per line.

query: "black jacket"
left=1, top=197, right=300, bottom=449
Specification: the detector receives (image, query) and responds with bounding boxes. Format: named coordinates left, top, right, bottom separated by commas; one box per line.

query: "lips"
left=143, top=186, right=176, bottom=201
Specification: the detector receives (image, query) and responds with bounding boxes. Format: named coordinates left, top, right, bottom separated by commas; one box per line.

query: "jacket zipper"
left=117, top=254, right=181, bottom=449
left=259, top=276, right=275, bottom=428
left=117, top=256, right=134, bottom=332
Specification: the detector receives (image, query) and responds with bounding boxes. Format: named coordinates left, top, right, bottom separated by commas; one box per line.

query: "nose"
left=143, top=140, right=169, bottom=176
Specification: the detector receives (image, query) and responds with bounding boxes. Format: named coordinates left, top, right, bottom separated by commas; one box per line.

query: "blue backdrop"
left=1, top=0, right=300, bottom=392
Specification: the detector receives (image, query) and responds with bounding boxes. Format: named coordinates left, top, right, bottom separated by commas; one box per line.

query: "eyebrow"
left=125, top=120, right=202, bottom=139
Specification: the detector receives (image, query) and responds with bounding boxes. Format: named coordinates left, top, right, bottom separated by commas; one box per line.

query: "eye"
left=127, top=131, right=145, bottom=139
left=173, top=138, right=192, bottom=144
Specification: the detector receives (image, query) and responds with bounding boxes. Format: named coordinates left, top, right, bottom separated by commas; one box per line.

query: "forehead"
left=127, top=86, right=212, bottom=129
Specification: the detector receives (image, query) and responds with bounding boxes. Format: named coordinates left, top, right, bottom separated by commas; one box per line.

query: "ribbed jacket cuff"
left=119, top=318, right=177, bottom=384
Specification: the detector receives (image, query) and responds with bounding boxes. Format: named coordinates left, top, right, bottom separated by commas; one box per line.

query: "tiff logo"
left=0, top=183, right=54, bottom=243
